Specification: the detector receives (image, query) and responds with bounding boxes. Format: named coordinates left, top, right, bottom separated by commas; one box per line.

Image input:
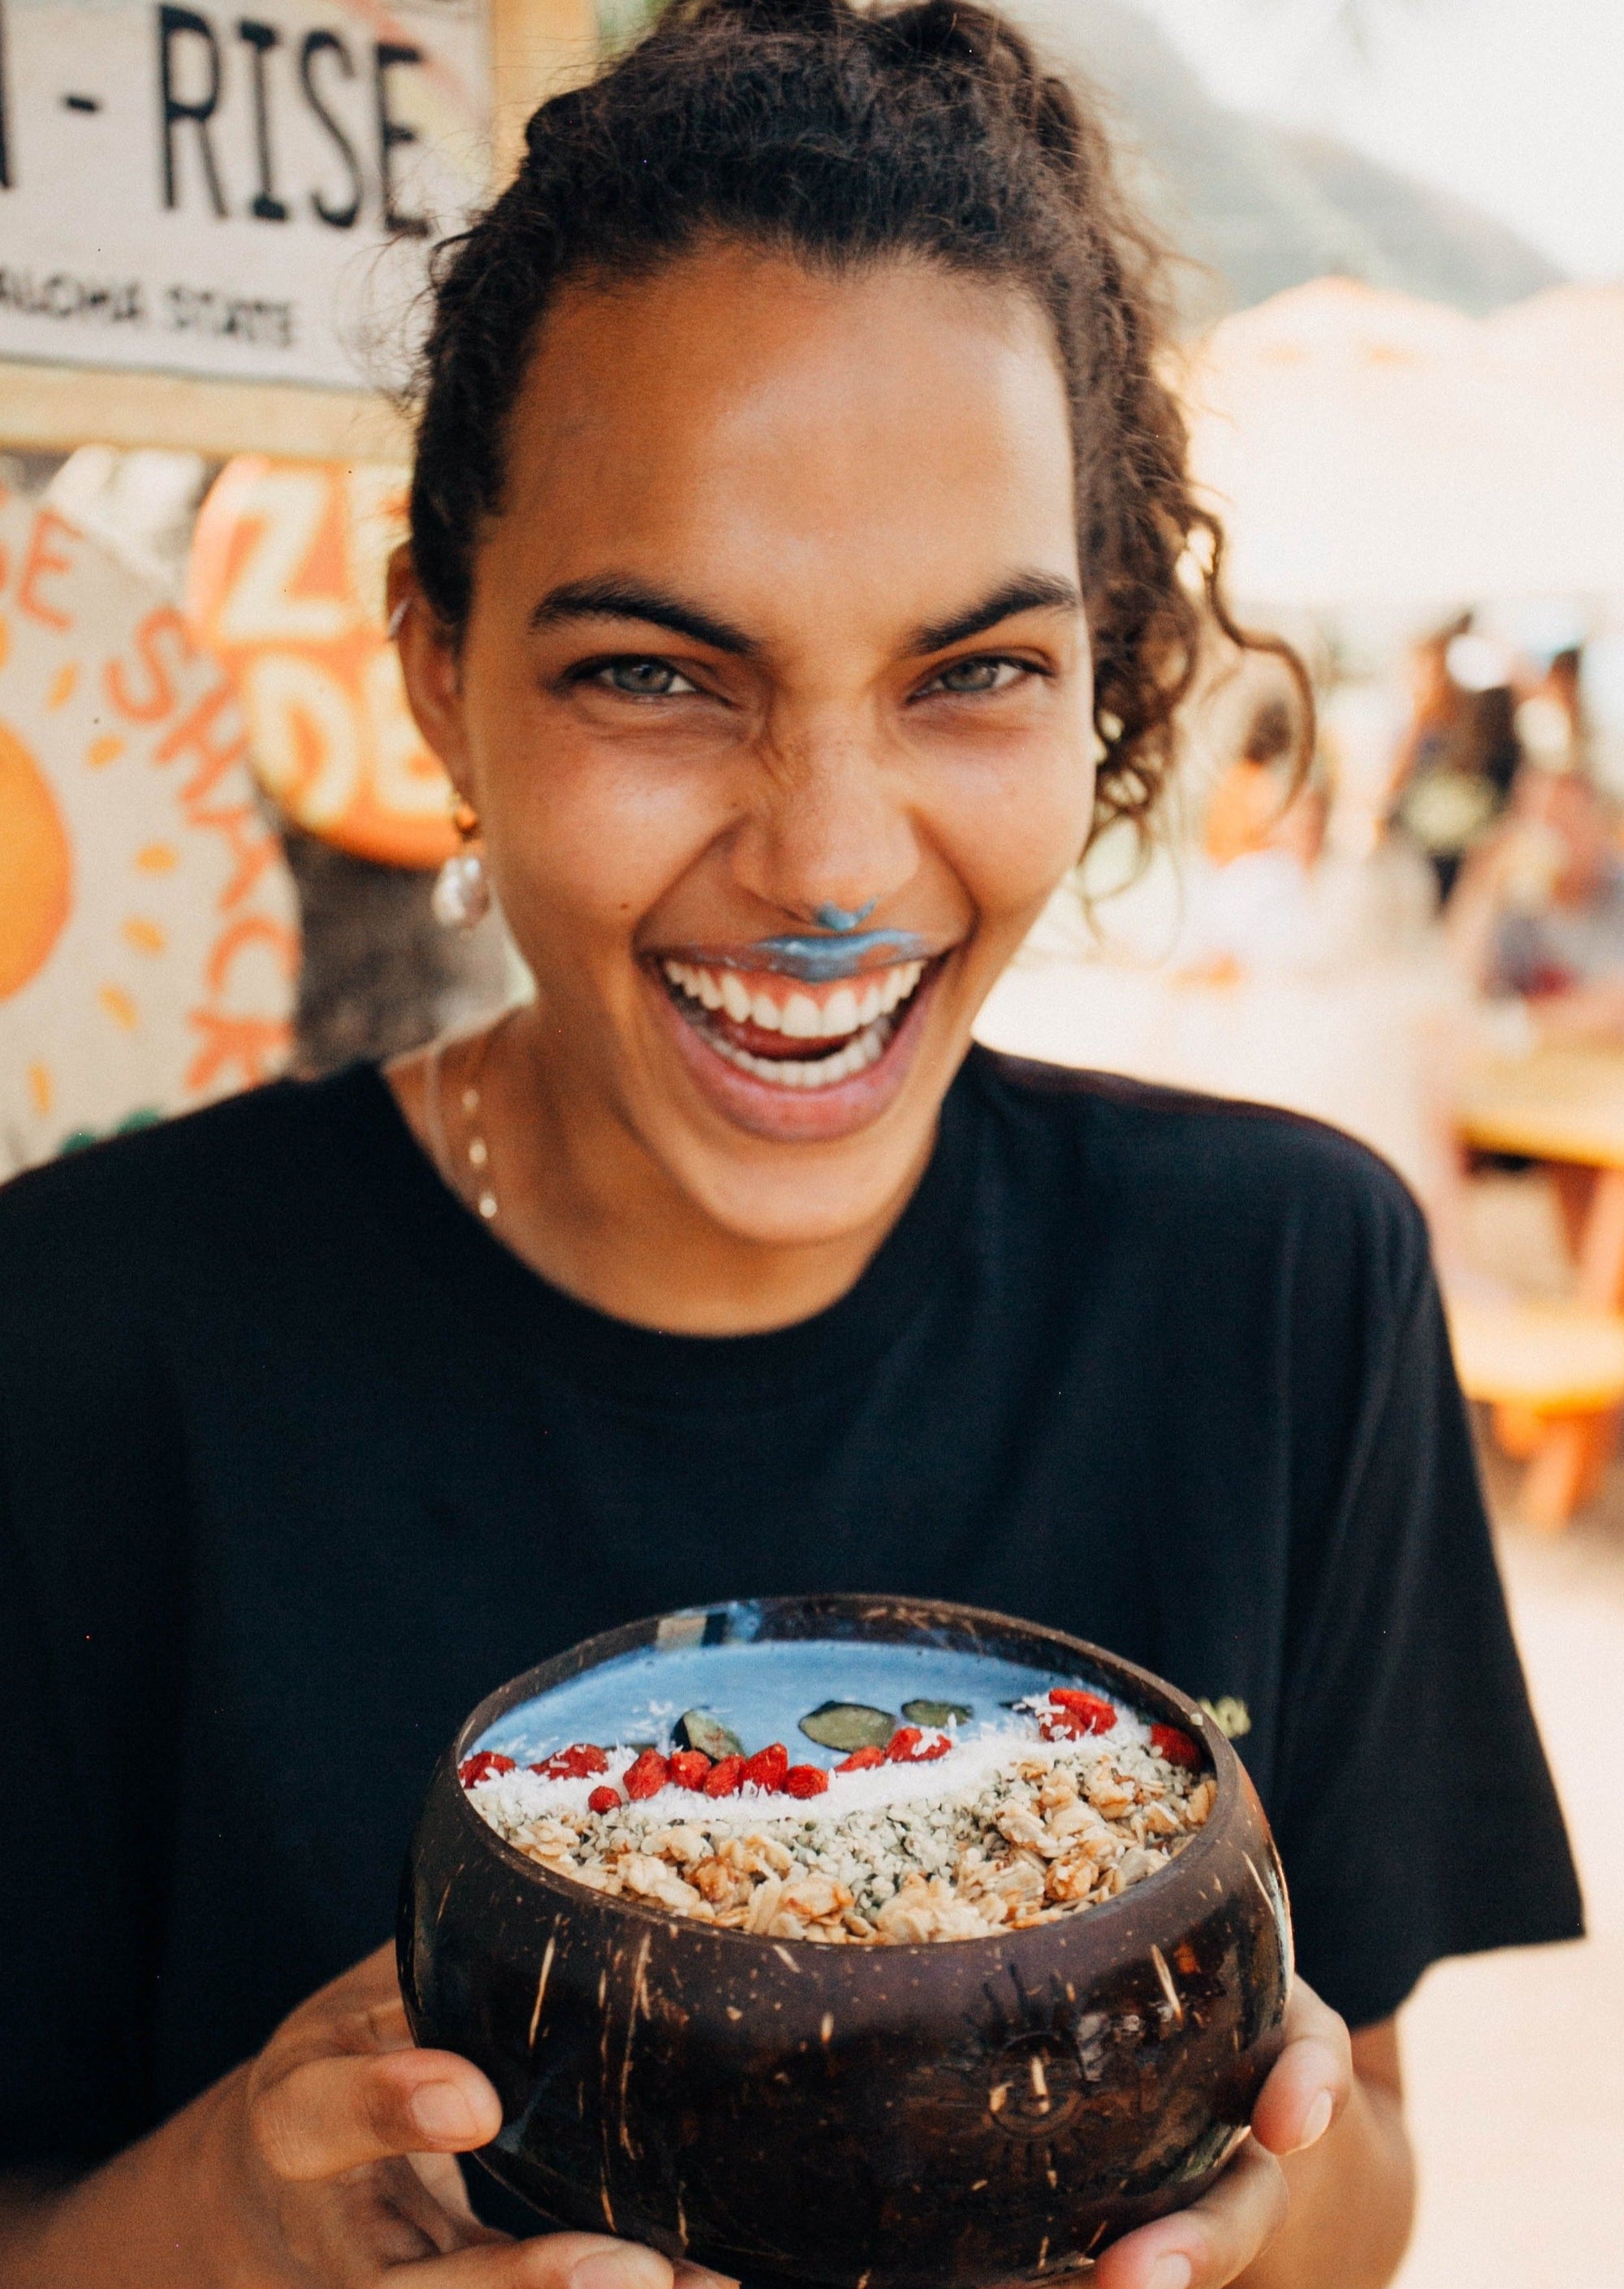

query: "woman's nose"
left=728, top=727, right=920, bottom=926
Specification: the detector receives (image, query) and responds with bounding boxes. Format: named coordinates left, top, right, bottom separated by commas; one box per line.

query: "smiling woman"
left=0, top=5, right=1581, bottom=2289
left=393, top=244, right=1101, bottom=1235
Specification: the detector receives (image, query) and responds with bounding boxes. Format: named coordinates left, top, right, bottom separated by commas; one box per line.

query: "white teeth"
left=781, top=992, right=823, bottom=1039
left=663, top=953, right=931, bottom=1058
left=879, top=960, right=923, bottom=1014
left=822, top=986, right=859, bottom=1038
left=710, top=1013, right=892, bottom=1090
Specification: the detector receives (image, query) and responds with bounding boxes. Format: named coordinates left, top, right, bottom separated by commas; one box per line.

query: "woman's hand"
left=2, top=1943, right=735, bottom=2289
left=1091, top=1980, right=1407, bottom=2289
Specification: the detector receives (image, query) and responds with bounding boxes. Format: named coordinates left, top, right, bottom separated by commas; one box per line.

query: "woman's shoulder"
left=0, top=1065, right=392, bottom=1286
left=965, top=1045, right=1431, bottom=1297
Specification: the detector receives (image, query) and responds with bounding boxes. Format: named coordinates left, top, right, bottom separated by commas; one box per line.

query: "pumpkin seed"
left=799, top=1701, right=896, bottom=1753
left=674, top=1710, right=743, bottom=1761
left=901, top=1699, right=973, bottom=1728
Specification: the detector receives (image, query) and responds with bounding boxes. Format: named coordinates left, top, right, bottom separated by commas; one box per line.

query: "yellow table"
left=1456, top=1047, right=1624, bottom=1524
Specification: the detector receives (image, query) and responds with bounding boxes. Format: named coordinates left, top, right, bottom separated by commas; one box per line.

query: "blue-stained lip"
left=652, top=930, right=941, bottom=985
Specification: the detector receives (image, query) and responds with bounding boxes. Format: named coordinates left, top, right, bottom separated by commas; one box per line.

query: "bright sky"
left=1132, top=0, right=1624, bottom=281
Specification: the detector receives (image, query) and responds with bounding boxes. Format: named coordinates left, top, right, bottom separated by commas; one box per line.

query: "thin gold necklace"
left=426, top=1014, right=511, bottom=1225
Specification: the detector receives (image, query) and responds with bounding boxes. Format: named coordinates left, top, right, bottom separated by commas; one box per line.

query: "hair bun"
left=682, top=0, right=846, bottom=26
left=523, top=80, right=589, bottom=167
left=881, top=0, right=987, bottom=66
left=881, top=0, right=1080, bottom=171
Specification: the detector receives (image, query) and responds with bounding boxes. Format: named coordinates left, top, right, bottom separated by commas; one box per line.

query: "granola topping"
left=464, top=1712, right=1215, bottom=1946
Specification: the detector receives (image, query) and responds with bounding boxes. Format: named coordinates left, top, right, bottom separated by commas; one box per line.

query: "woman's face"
left=400, top=242, right=1094, bottom=1248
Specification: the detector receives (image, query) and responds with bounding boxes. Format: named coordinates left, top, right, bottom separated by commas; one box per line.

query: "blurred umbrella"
left=1179, top=278, right=1624, bottom=611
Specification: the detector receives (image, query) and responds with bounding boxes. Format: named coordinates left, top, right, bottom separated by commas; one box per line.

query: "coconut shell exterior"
left=400, top=1596, right=1291, bottom=2289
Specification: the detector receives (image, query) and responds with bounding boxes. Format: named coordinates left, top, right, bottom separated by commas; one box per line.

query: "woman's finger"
left=408, top=2145, right=504, bottom=2229
left=400, top=2228, right=732, bottom=2289
left=1250, top=1978, right=1353, bottom=2157
left=250, top=2048, right=503, bottom=2181
left=1092, top=2139, right=1288, bottom=2289
left=266, top=1941, right=414, bottom=2071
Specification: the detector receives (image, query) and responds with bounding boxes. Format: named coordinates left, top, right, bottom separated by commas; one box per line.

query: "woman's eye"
left=594, top=659, right=699, bottom=697
left=926, top=658, right=1026, bottom=697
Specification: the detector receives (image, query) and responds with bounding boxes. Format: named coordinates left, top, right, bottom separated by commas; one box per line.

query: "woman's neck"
left=388, top=1006, right=931, bottom=1336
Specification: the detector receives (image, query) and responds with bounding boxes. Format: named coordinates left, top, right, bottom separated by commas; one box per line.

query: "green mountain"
left=1012, top=0, right=1563, bottom=321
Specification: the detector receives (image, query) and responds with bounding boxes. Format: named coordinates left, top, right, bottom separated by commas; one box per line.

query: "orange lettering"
left=188, top=800, right=279, bottom=911
left=185, top=913, right=300, bottom=1092
left=19, top=510, right=78, bottom=631
left=105, top=607, right=198, bottom=723
left=154, top=679, right=249, bottom=805
left=204, top=915, right=300, bottom=997
left=185, top=1012, right=294, bottom=1094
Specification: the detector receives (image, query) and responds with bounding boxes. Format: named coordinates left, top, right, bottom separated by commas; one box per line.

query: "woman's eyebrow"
left=909, top=573, right=1083, bottom=655
left=529, top=575, right=758, bottom=656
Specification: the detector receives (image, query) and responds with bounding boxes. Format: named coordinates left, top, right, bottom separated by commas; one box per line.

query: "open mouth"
left=657, top=955, right=934, bottom=1091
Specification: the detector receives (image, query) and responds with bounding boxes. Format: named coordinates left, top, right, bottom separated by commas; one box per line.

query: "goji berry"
left=668, top=1749, right=712, bottom=1791
left=587, top=1785, right=623, bottom=1815
left=1151, top=1722, right=1201, bottom=1771
left=458, top=1751, right=516, bottom=1788
left=784, top=1764, right=830, bottom=1798
left=887, top=1726, right=952, bottom=1763
left=1050, top=1688, right=1118, bottom=1734
left=741, top=1743, right=789, bottom=1793
left=532, top=1743, right=608, bottom=1780
left=703, top=1756, right=745, bottom=1797
left=624, top=1748, right=671, bottom=1799
left=834, top=1745, right=886, bottom=1772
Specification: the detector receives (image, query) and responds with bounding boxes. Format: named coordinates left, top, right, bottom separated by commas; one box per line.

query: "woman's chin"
left=650, top=957, right=946, bottom=1148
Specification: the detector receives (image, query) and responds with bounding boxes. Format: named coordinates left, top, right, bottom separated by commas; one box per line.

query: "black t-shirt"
left=0, top=1047, right=1581, bottom=2177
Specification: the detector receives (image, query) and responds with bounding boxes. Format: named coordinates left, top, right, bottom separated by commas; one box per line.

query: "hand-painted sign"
left=0, top=488, right=299, bottom=1176
left=188, top=453, right=455, bottom=866
left=0, top=0, right=489, bottom=387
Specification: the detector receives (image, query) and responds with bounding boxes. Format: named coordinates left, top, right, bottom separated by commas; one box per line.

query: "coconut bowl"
left=399, top=1595, right=1291, bottom=2289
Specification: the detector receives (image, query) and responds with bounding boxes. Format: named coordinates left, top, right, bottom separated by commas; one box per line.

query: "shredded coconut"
left=467, top=1725, right=1214, bottom=1946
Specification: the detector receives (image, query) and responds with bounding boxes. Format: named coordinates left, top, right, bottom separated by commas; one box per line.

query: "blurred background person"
left=1390, top=622, right=1522, bottom=901
left=1448, top=722, right=1624, bottom=1046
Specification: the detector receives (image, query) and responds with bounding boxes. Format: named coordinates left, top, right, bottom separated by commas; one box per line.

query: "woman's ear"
left=387, top=543, right=471, bottom=792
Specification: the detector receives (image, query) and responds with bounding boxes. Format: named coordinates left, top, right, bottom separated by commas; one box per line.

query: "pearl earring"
left=431, top=799, right=491, bottom=931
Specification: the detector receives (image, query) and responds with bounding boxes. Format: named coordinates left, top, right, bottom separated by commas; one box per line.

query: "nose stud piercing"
left=814, top=900, right=879, bottom=934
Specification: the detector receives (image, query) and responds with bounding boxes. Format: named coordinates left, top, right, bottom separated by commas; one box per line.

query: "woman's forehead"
left=485, top=244, right=1079, bottom=630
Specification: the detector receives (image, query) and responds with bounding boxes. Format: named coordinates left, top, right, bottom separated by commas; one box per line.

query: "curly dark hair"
left=408, top=0, right=1302, bottom=837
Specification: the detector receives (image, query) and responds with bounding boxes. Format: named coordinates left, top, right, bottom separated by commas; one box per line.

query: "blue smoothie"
left=474, top=1624, right=1111, bottom=1770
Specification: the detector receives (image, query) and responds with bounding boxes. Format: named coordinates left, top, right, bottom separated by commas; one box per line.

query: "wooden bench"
left=1447, top=1294, right=1624, bottom=1528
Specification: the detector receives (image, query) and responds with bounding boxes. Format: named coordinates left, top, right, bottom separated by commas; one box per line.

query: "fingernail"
left=572, top=2254, right=667, bottom=2289
left=411, top=2081, right=482, bottom=2140
left=1300, top=2090, right=1335, bottom=2149
left=1147, top=2259, right=1194, bottom=2289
